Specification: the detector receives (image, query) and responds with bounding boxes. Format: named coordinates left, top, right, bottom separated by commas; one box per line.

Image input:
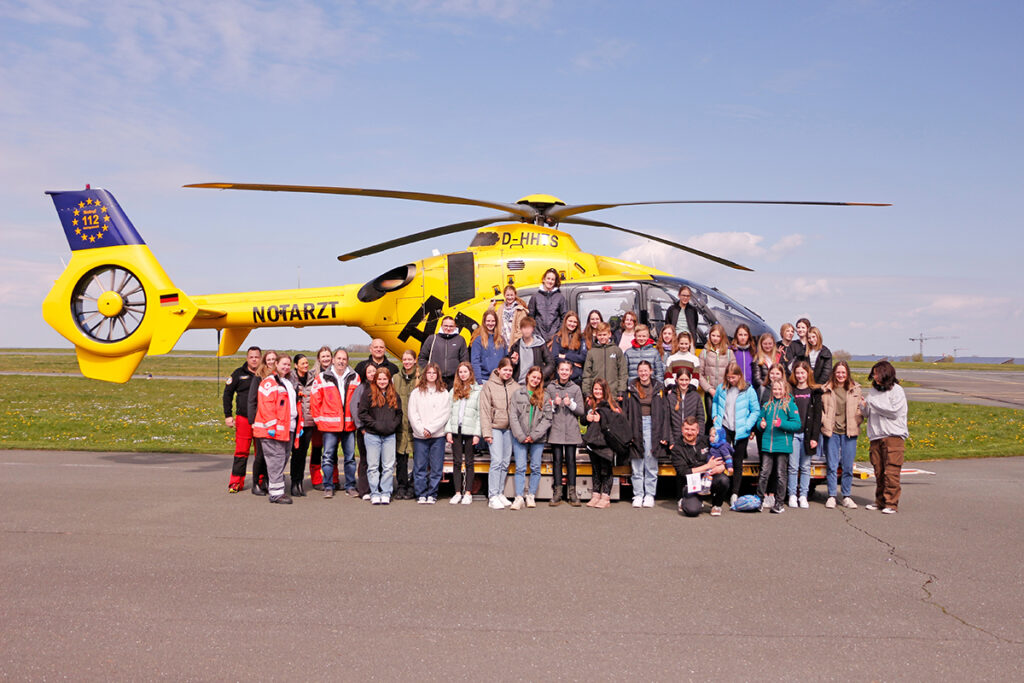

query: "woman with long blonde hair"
left=470, top=308, right=507, bottom=384
left=549, top=311, right=586, bottom=385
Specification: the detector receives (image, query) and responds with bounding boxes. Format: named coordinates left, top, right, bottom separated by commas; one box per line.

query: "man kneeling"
left=671, top=417, right=731, bottom=517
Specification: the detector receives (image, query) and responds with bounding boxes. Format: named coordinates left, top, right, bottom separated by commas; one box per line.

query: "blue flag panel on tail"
left=47, top=188, right=145, bottom=251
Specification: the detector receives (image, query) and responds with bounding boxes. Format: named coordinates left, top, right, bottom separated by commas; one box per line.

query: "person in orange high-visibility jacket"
left=310, top=347, right=361, bottom=498
left=254, top=354, right=303, bottom=505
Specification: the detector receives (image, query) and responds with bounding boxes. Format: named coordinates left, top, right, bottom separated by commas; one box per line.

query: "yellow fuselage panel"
left=181, top=223, right=666, bottom=359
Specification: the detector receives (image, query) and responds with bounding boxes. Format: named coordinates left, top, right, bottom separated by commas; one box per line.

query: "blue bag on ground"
left=731, top=494, right=761, bottom=512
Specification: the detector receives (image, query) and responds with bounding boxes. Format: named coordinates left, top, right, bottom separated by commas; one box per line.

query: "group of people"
left=223, top=272, right=909, bottom=515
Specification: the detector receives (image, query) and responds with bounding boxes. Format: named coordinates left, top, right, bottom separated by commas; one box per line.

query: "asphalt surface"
left=2, top=449, right=1023, bottom=680
left=899, top=369, right=1024, bottom=409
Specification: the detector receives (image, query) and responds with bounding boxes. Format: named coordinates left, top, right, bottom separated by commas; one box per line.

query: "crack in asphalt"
left=839, top=509, right=1021, bottom=645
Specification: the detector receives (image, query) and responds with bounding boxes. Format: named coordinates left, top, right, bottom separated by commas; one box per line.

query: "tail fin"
left=42, top=187, right=198, bottom=383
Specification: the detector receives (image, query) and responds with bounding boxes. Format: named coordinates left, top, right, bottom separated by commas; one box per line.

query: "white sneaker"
left=417, top=496, right=428, bottom=504
left=788, top=495, right=798, bottom=508
left=841, top=496, right=858, bottom=509
left=632, top=497, right=643, bottom=508
left=730, top=493, right=738, bottom=506
left=370, top=494, right=381, bottom=505
left=426, top=496, right=437, bottom=505
left=760, top=497, right=771, bottom=511
left=525, top=495, right=536, bottom=508
left=865, top=503, right=880, bottom=511
left=798, top=496, right=809, bottom=509
left=362, top=493, right=371, bottom=501
left=488, top=497, right=504, bottom=510
left=499, top=495, right=512, bottom=507
left=381, top=495, right=391, bottom=505
left=642, top=494, right=655, bottom=508
left=461, top=493, right=472, bottom=505
left=881, top=507, right=897, bottom=514
left=765, top=494, right=775, bottom=509
left=449, top=493, right=463, bottom=504
left=825, top=496, right=836, bottom=509
left=510, top=496, right=524, bottom=510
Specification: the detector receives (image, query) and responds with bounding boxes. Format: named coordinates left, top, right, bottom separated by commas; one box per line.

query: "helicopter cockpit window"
left=576, top=288, right=639, bottom=333
left=644, top=286, right=676, bottom=329
left=357, top=264, right=416, bottom=303
left=700, top=288, right=747, bottom=339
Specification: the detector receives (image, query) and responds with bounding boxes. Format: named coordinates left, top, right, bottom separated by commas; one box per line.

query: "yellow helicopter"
left=42, top=182, right=887, bottom=383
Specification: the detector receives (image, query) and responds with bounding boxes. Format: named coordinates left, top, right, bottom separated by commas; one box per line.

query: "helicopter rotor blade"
left=549, top=199, right=891, bottom=221
left=560, top=217, right=754, bottom=272
left=337, top=216, right=514, bottom=262
left=185, top=182, right=538, bottom=221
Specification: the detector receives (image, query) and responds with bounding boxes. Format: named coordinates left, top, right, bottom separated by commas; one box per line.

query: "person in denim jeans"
left=309, top=347, right=361, bottom=499
left=408, top=363, right=451, bottom=504
left=508, top=366, right=553, bottom=509
left=787, top=361, right=822, bottom=509
left=622, top=361, right=671, bottom=508
left=820, top=361, right=863, bottom=509
left=480, top=358, right=517, bottom=509
left=358, top=367, right=403, bottom=505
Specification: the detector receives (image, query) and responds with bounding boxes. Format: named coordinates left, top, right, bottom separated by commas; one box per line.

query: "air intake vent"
left=507, top=260, right=525, bottom=271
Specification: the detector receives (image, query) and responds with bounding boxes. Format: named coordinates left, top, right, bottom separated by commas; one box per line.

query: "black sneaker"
left=770, top=504, right=784, bottom=514
left=269, top=495, right=293, bottom=505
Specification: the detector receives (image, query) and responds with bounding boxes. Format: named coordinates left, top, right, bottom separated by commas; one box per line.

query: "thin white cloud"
left=911, top=295, right=1010, bottom=316
left=572, top=38, right=633, bottom=71
left=372, top=0, right=553, bottom=22
left=619, top=231, right=805, bottom=277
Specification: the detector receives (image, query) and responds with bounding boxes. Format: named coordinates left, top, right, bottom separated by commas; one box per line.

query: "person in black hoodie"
left=623, top=361, right=672, bottom=508
left=509, top=317, right=550, bottom=383
left=671, top=416, right=730, bottom=517
left=528, top=268, right=568, bottom=345
left=582, top=379, right=619, bottom=509
left=358, top=367, right=403, bottom=505
left=664, top=284, right=699, bottom=343
left=419, top=315, right=469, bottom=388
left=776, top=322, right=806, bottom=374
left=806, top=326, right=833, bottom=387
left=355, top=337, right=399, bottom=383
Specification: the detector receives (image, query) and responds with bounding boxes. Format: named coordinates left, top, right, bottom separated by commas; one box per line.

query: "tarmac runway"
left=899, top=369, right=1024, bottom=409
left=2, top=449, right=1023, bottom=680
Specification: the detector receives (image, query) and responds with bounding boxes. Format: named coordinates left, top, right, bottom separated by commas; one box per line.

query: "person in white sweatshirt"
left=860, top=360, right=908, bottom=514
left=408, top=362, right=452, bottom=504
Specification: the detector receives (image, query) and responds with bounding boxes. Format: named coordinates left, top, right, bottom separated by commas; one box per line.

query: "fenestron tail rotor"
left=186, top=182, right=890, bottom=270
left=71, top=265, right=147, bottom=342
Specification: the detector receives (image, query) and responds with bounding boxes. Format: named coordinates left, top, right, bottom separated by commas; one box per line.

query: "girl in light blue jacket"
left=711, top=361, right=760, bottom=503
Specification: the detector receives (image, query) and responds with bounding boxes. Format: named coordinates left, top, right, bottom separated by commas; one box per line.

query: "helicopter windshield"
left=649, top=277, right=771, bottom=342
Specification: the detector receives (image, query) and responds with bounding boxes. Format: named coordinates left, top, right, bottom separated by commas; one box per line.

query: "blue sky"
left=2, top=0, right=1021, bottom=357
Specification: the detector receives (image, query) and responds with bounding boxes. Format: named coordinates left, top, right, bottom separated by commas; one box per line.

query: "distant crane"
left=909, top=333, right=959, bottom=358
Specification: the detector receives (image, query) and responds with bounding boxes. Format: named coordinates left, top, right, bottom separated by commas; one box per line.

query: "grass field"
left=0, top=350, right=369, bottom=378
left=849, top=360, right=1022, bottom=372
left=1, top=374, right=1021, bottom=459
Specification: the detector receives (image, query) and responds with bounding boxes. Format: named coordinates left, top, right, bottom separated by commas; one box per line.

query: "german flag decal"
left=160, top=293, right=179, bottom=306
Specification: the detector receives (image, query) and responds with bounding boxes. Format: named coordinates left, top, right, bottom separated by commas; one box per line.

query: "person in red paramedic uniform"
left=224, top=346, right=261, bottom=493
left=253, top=354, right=303, bottom=505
